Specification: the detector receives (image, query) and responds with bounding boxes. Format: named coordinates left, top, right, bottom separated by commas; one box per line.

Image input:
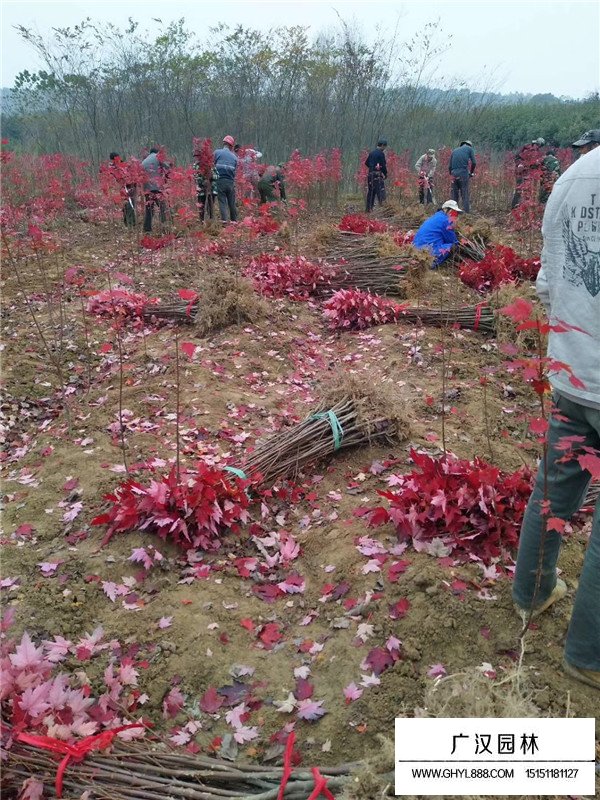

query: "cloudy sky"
left=1, top=0, right=598, bottom=98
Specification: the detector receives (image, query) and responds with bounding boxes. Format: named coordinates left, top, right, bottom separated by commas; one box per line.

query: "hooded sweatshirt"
left=535, top=146, right=600, bottom=408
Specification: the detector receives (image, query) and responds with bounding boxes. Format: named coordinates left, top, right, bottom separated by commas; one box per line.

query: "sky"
left=1, top=0, right=599, bottom=98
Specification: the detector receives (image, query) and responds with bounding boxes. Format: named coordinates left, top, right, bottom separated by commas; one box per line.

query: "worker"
left=214, top=135, right=238, bottom=223
left=365, top=139, right=388, bottom=212
left=258, top=164, right=286, bottom=204
left=412, top=200, right=463, bottom=268
left=449, top=139, right=476, bottom=212
left=415, top=148, right=437, bottom=205
left=512, top=132, right=600, bottom=691
left=108, top=152, right=137, bottom=227
left=141, top=147, right=169, bottom=233
left=193, top=150, right=217, bottom=221
left=511, top=138, right=546, bottom=209
left=539, top=149, right=561, bottom=204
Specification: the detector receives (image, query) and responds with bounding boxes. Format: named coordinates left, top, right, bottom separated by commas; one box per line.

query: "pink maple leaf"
left=43, top=635, right=72, bottom=663
left=163, top=686, right=185, bottom=719
left=9, top=632, right=45, bottom=670
left=296, top=698, right=326, bottom=721
left=129, top=547, right=154, bottom=570
left=343, top=682, right=363, bottom=703
left=361, top=559, right=382, bottom=574
left=277, top=574, right=306, bottom=594
left=37, top=561, right=61, bottom=576
left=360, top=672, right=381, bottom=687
left=427, top=663, right=447, bottom=678
left=170, top=728, right=191, bottom=746
left=233, top=725, right=258, bottom=744
left=158, top=616, right=173, bottom=629
left=226, top=703, right=248, bottom=729
left=119, top=661, right=139, bottom=686
left=102, top=581, right=119, bottom=602
left=19, top=683, right=51, bottom=719
left=63, top=502, right=83, bottom=523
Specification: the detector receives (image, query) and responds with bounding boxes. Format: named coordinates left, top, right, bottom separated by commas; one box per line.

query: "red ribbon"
left=16, top=723, right=145, bottom=797
left=307, top=766, right=336, bottom=799
left=474, top=302, right=485, bottom=331
left=277, top=733, right=335, bottom=799
left=277, top=730, right=296, bottom=800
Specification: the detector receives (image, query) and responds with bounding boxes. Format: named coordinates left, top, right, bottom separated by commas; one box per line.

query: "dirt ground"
left=1, top=211, right=598, bottom=791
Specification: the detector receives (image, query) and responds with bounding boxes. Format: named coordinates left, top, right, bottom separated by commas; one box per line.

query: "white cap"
left=442, top=200, right=464, bottom=213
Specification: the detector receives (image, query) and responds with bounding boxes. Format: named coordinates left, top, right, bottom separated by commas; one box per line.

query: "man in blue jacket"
left=214, top=135, right=239, bottom=222
left=413, top=200, right=463, bottom=267
left=449, top=139, right=476, bottom=212
left=365, top=138, right=388, bottom=212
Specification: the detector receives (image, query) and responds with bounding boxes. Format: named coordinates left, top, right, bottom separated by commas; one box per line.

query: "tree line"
left=5, top=17, right=599, bottom=172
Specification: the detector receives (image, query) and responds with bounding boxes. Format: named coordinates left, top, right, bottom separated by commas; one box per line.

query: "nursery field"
left=1, top=148, right=599, bottom=799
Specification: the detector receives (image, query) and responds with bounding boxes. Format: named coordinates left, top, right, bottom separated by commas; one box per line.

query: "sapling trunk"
left=105, top=269, right=129, bottom=474
left=519, top=320, right=549, bottom=637
left=2, top=232, right=71, bottom=429
left=174, top=324, right=181, bottom=483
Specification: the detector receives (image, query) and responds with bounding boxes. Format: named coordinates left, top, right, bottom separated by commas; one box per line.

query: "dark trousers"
left=258, top=182, right=276, bottom=204
left=143, top=191, right=167, bottom=232
left=123, top=186, right=137, bottom=227
left=419, top=180, right=434, bottom=205
left=451, top=172, right=470, bottom=212
left=197, top=191, right=214, bottom=221
left=365, top=172, right=385, bottom=212
left=217, top=177, right=237, bottom=222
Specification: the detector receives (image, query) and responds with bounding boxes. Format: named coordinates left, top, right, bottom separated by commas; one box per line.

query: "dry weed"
left=196, top=272, right=268, bottom=335
left=321, top=372, right=411, bottom=442
left=339, top=665, right=576, bottom=800
left=491, top=282, right=544, bottom=352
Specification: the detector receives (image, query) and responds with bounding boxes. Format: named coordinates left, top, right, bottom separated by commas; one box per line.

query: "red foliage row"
left=243, top=253, right=337, bottom=300
left=364, top=449, right=534, bottom=564
left=91, top=463, right=250, bottom=552
left=193, top=137, right=214, bottom=179
left=338, top=214, right=388, bottom=235
left=459, top=244, right=540, bottom=292
left=323, top=289, right=405, bottom=330
left=87, top=289, right=156, bottom=320
left=140, top=234, right=176, bottom=250
left=283, top=148, right=342, bottom=190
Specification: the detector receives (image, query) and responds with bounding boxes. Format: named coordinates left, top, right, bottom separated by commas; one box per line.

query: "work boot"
left=515, top=578, right=567, bottom=622
left=563, top=659, right=600, bottom=691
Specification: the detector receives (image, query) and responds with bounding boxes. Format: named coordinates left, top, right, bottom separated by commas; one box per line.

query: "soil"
left=1, top=211, right=598, bottom=787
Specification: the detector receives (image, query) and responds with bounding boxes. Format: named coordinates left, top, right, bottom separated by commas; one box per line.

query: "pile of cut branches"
left=399, top=303, right=496, bottom=333
left=324, top=234, right=432, bottom=297
left=246, top=377, right=409, bottom=484
left=3, top=735, right=355, bottom=800
left=142, top=298, right=198, bottom=323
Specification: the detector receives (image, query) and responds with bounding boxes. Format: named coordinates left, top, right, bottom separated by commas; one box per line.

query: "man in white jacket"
left=512, top=132, right=600, bottom=690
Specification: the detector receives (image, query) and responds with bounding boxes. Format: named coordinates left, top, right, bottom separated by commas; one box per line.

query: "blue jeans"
left=216, top=177, right=237, bottom=222
left=512, top=393, right=600, bottom=670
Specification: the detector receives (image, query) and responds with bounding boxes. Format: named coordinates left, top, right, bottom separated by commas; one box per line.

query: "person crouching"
left=412, top=200, right=463, bottom=268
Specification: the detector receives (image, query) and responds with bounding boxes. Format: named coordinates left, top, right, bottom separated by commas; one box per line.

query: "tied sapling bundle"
left=323, top=234, right=432, bottom=297
left=3, top=732, right=355, bottom=800
left=398, top=303, right=497, bottom=333
left=245, top=376, right=410, bottom=484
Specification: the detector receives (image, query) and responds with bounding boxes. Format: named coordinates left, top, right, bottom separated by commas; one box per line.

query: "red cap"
left=223, top=135, right=235, bottom=147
